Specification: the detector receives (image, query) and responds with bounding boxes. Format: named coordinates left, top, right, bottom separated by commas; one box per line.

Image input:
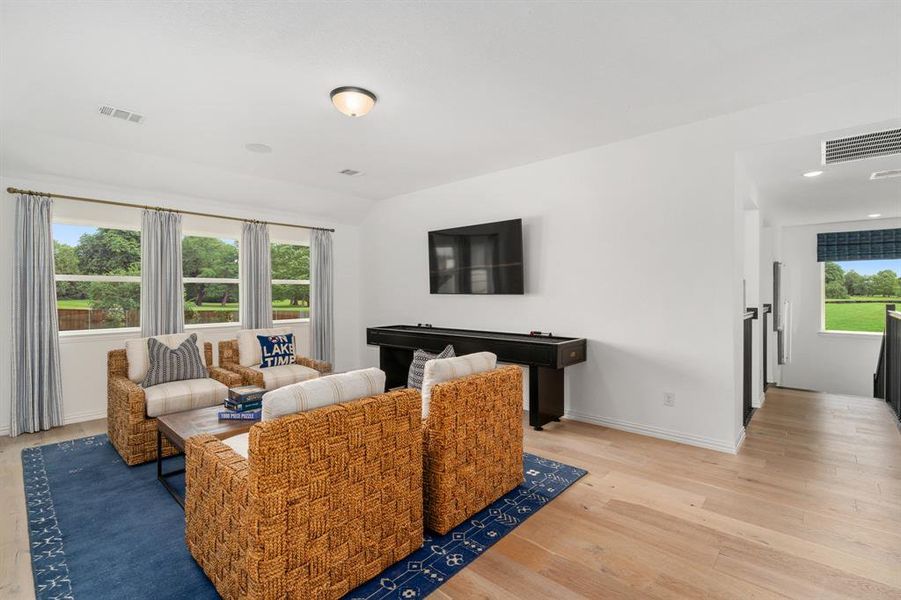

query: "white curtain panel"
left=11, top=194, right=64, bottom=436
left=310, top=229, right=334, bottom=365
left=140, top=209, right=185, bottom=337
left=240, top=221, right=273, bottom=330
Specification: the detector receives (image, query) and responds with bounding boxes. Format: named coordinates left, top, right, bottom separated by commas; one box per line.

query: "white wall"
left=0, top=174, right=363, bottom=435
left=360, top=77, right=900, bottom=453
left=777, top=218, right=900, bottom=397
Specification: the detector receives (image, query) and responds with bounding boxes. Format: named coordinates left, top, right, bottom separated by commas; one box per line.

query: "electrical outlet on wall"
left=663, top=392, right=675, bottom=407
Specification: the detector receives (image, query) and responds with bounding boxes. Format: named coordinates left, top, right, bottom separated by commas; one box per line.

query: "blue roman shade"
left=817, top=228, right=901, bottom=262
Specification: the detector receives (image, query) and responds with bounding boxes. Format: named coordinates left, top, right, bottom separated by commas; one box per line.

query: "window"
left=271, top=242, right=310, bottom=321
left=824, top=260, right=901, bottom=333
left=182, top=235, right=240, bottom=325
left=53, top=223, right=141, bottom=331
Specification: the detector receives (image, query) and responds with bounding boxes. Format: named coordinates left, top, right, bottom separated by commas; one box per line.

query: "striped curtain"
left=240, top=221, right=273, bottom=329
left=310, top=229, right=334, bottom=365
left=11, top=194, right=64, bottom=436
left=140, top=209, right=184, bottom=337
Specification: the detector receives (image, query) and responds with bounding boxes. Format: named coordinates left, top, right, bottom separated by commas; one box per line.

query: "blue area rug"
left=23, top=435, right=586, bottom=599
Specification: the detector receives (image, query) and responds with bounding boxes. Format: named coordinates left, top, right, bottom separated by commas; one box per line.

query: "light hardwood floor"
left=2, top=387, right=900, bottom=599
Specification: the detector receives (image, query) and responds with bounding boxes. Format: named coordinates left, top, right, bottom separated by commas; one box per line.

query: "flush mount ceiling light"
left=868, top=213, right=883, bottom=218
left=802, top=170, right=823, bottom=178
left=330, top=86, right=377, bottom=117
left=245, top=143, right=272, bottom=154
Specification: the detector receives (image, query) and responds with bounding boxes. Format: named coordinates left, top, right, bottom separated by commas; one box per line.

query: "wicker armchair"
left=423, top=365, right=524, bottom=534
left=107, top=342, right=241, bottom=465
left=219, top=338, right=332, bottom=388
left=185, top=388, right=423, bottom=600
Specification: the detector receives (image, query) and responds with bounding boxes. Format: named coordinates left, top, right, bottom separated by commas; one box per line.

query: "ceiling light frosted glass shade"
left=330, top=86, right=377, bottom=117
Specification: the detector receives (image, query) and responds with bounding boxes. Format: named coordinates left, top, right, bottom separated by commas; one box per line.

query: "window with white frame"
left=182, top=235, right=240, bottom=325
left=271, top=242, right=310, bottom=321
left=53, top=223, right=141, bottom=331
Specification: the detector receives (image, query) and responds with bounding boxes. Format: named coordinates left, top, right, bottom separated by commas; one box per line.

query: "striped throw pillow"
left=142, top=333, right=209, bottom=388
left=407, top=344, right=455, bottom=389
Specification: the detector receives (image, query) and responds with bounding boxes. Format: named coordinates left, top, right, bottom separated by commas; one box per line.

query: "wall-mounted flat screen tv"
left=428, top=218, right=524, bottom=294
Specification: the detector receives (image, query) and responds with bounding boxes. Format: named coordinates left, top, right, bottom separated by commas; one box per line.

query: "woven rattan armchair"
left=218, top=338, right=332, bottom=387
left=423, top=365, right=524, bottom=534
left=107, top=343, right=241, bottom=465
left=185, top=388, right=423, bottom=600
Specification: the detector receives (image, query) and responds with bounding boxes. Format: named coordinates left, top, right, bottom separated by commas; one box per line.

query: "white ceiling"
left=741, top=120, right=901, bottom=227
left=1, top=1, right=900, bottom=220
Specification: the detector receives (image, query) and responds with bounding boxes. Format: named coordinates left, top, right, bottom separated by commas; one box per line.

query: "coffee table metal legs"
left=156, top=429, right=186, bottom=508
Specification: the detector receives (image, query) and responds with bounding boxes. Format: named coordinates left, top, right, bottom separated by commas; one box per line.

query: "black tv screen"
left=428, top=219, right=524, bottom=294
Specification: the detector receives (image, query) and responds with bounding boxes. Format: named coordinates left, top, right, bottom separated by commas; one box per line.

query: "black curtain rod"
left=6, top=187, right=335, bottom=233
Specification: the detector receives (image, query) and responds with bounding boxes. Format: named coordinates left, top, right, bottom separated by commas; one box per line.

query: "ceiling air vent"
left=822, top=127, right=901, bottom=164
left=99, top=105, right=144, bottom=124
left=338, top=169, right=362, bottom=176
left=870, top=168, right=901, bottom=180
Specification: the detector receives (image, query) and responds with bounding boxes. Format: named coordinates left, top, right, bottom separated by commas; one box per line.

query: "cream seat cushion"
left=125, top=333, right=207, bottom=384
left=237, top=327, right=293, bottom=367
left=223, top=432, right=250, bottom=459
left=421, top=352, right=498, bottom=418
left=225, top=368, right=387, bottom=459
left=262, top=367, right=386, bottom=421
left=250, top=363, right=319, bottom=391
left=144, top=378, right=227, bottom=418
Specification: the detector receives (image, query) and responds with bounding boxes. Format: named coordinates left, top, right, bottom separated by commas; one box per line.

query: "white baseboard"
left=752, top=391, right=766, bottom=409
left=1, top=409, right=107, bottom=438
left=63, top=409, right=108, bottom=426
left=734, top=427, right=747, bottom=452
left=564, top=409, right=741, bottom=454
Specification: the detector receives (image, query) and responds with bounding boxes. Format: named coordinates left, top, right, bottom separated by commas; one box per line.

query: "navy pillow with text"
left=257, top=333, right=295, bottom=368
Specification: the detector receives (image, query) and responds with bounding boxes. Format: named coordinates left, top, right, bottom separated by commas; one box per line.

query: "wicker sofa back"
left=424, top=364, right=524, bottom=534
left=185, top=388, right=423, bottom=600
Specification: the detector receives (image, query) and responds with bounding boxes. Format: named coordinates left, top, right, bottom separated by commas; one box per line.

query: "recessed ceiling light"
left=802, top=170, right=823, bottom=178
left=330, top=86, right=377, bottom=117
left=245, top=143, right=272, bottom=154
left=868, top=213, right=882, bottom=218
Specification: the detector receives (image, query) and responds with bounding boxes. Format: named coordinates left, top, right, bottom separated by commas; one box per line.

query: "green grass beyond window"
left=824, top=301, right=894, bottom=333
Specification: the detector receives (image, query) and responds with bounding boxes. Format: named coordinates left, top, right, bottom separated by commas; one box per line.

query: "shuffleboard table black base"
left=368, top=325, right=587, bottom=431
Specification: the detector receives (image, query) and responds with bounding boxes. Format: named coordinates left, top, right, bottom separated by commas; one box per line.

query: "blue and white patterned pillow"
left=407, top=344, right=455, bottom=389
left=142, top=333, right=209, bottom=388
left=258, top=333, right=295, bottom=368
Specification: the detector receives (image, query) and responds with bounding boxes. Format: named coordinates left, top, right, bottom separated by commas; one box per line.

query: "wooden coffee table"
left=156, top=404, right=255, bottom=507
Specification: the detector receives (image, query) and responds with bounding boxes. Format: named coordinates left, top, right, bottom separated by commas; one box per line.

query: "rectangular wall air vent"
left=822, top=127, right=901, bottom=164
left=99, top=105, right=144, bottom=124
left=338, top=169, right=362, bottom=176
left=870, top=168, right=901, bottom=180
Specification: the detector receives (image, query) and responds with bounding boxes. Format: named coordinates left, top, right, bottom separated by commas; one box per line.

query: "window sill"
left=185, top=322, right=242, bottom=330
left=59, top=327, right=142, bottom=342
left=58, top=319, right=310, bottom=340
left=817, top=330, right=882, bottom=339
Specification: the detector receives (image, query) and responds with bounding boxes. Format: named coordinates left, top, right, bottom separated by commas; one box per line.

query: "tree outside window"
left=182, top=236, right=240, bottom=325
left=271, top=243, right=310, bottom=321
left=824, top=260, right=901, bottom=333
left=53, top=224, right=141, bottom=331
